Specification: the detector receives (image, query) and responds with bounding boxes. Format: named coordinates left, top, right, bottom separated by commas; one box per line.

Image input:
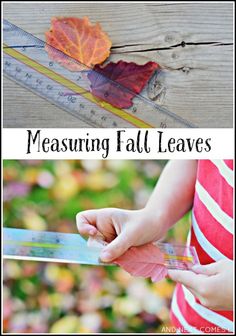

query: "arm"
left=76, top=160, right=198, bottom=261
left=143, top=160, right=198, bottom=237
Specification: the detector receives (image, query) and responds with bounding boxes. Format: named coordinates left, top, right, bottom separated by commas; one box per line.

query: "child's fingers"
left=77, top=223, right=97, bottom=236
left=168, top=269, right=201, bottom=291
left=76, top=210, right=99, bottom=226
left=76, top=211, right=98, bottom=235
left=100, top=231, right=131, bottom=262
left=192, top=261, right=221, bottom=276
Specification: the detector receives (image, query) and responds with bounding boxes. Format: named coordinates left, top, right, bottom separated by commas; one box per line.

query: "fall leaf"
left=114, top=244, right=168, bottom=282
left=45, top=17, right=112, bottom=71
left=87, top=236, right=167, bottom=282
left=88, top=60, right=159, bottom=108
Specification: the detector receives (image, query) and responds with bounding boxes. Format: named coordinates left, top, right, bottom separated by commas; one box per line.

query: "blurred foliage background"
left=3, top=160, right=190, bottom=333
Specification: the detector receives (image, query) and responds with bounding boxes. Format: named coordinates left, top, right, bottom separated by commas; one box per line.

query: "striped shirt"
left=171, top=160, right=234, bottom=333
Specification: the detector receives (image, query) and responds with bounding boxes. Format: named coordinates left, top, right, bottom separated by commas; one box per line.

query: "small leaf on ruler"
left=87, top=235, right=167, bottom=282
left=45, top=17, right=112, bottom=71
left=88, top=60, right=159, bottom=108
left=114, top=243, right=168, bottom=282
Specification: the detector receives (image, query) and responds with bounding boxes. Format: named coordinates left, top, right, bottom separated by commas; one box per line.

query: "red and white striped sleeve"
left=170, top=160, right=234, bottom=334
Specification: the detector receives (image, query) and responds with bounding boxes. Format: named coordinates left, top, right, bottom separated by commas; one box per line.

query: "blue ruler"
left=3, top=228, right=199, bottom=270
left=3, top=228, right=106, bottom=265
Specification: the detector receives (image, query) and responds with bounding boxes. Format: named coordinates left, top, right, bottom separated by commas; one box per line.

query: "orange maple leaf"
left=45, top=17, right=112, bottom=71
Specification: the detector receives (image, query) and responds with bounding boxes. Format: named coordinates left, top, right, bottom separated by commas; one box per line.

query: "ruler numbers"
left=4, top=54, right=123, bottom=127
left=160, top=243, right=193, bottom=270
left=165, top=244, right=178, bottom=269
left=3, top=19, right=195, bottom=128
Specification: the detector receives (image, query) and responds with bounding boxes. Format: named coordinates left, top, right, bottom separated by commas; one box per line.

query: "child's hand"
left=76, top=208, right=165, bottom=262
left=168, top=259, right=233, bottom=310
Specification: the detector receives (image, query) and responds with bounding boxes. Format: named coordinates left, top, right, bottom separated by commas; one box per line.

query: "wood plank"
left=3, top=2, right=233, bottom=127
left=3, top=77, right=89, bottom=128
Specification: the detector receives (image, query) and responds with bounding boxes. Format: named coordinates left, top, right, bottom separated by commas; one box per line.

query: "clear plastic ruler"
left=155, top=242, right=199, bottom=270
left=3, top=228, right=106, bottom=265
left=3, top=19, right=196, bottom=128
left=3, top=228, right=199, bottom=270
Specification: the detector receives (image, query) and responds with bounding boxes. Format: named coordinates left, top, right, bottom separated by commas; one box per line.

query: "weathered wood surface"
left=3, top=2, right=233, bottom=128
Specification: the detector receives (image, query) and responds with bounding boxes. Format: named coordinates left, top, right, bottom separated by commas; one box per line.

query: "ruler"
left=3, top=228, right=199, bottom=270
left=155, top=241, right=199, bottom=270
left=3, top=19, right=195, bottom=128
left=3, top=228, right=106, bottom=265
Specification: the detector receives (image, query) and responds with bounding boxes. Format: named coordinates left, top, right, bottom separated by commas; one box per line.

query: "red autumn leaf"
left=88, top=60, right=159, bottom=108
left=87, top=235, right=167, bottom=282
left=45, top=17, right=112, bottom=71
left=114, top=243, right=168, bottom=282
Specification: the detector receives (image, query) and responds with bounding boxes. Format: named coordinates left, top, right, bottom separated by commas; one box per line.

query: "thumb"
left=100, top=231, right=132, bottom=262
left=192, top=261, right=221, bottom=276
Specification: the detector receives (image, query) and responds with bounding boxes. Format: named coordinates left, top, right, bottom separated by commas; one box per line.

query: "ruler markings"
left=5, top=239, right=193, bottom=262
left=5, top=240, right=64, bottom=249
left=3, top=19, right=196, bottom=128
left=3, top=228, right=198, bottom=269
left=3, top=43, right=153, bottom=128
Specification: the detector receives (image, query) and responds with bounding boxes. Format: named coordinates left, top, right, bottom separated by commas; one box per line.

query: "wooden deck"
left=3, top=2, right=233, bottom=128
